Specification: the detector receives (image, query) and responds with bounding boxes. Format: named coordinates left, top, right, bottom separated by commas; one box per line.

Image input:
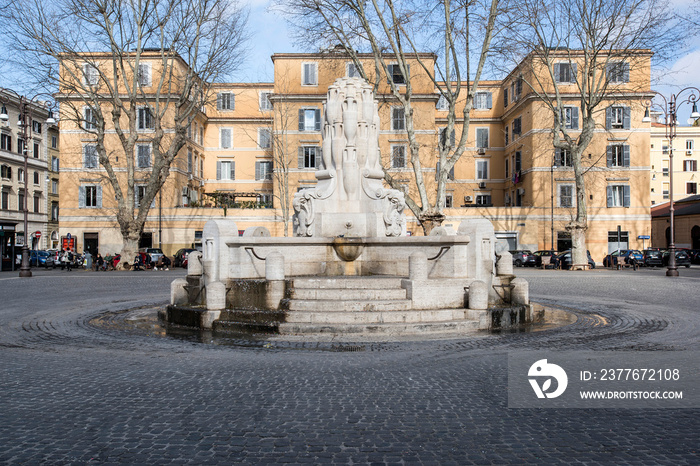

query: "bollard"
left=170, top=278, right=188, bottom=306
left=206, top=281, right=227, bottom=310
left=496, top=251, right=514, bottom=276
left=468, top=280, right=488, bottom=310
left=187, top=251, right=203, bottom=276
left=265, top=252, right=285, bottom=281
left=409, top=252, right=428, bottom=280
left=511, top=277, right=529, bottom=305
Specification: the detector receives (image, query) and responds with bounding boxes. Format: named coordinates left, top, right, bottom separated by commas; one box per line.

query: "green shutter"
left=623, top=145, right=630, bottom=167
left=606, top=186, right=613, bottom=207
left=623, top=185, right=630, bottom=207
left=606, top=145, right=613, bottom=167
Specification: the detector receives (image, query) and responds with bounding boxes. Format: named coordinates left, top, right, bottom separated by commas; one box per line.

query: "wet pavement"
left=1, top=266, right=699, bottom=464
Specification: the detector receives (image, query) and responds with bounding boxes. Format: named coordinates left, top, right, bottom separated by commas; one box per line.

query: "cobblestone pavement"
left=1, top=266, right=699, bottom=464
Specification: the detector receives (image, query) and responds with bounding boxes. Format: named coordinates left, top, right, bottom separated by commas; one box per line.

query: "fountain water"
left=167, top=77, right=533, bottom=337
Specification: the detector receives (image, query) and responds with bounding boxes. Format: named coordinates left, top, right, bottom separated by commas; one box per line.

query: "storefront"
left=0, top=223, right=17, bottom=271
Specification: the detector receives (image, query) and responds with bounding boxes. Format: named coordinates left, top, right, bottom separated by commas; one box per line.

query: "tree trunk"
left=118, top=233, right=140, bottom=270
left=569, top=225, right=588, bottom=269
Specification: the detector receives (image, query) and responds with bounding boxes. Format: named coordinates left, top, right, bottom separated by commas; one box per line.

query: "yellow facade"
left=57, top=50, right=655, bottom=262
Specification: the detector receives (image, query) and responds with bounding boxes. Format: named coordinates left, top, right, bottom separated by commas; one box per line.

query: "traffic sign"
left=35, top=231, right=41, bottom=239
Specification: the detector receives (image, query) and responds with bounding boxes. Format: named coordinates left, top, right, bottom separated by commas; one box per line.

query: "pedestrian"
left=62, top=250, right=72, bottom=271
left=59, top=249, right=65, bottom=270
left=95, top=253, right=104, bottom=271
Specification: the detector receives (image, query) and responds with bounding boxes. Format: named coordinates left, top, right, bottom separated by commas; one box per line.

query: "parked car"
left=689, top=249, right=700, bottom=264
left=533, top=250, right=557, bottom=268
left=173, top=248, right=197, bottom=268
left=642, top=249, right=663, bottom=267
left=509, top=250, right=536, bottom=267
left=662, top=249, right=692, bottom=268
left=29, top=250, right=55, bottom=268
left=551, top=250, right=595, bottom=270
left=603, top=249, right=643, bottom=268
left=141, top=247, right=164, bottom=264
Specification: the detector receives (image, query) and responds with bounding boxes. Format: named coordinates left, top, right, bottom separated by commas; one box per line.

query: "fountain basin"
left=332, top=237, right=364, bottom=261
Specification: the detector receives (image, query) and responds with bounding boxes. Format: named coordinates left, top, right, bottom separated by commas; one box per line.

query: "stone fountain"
left=167, top=77, right=534, bottom=337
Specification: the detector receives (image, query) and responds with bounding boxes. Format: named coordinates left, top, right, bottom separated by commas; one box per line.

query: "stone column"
left=265, top=252, right=285, bottom=310
left=468, top=280, right=488, bottom=310
left=409, top=252, right=428, bottom=280
left=496, top=251, right=514, bottom=276
left=511, top=278, right=529, bottom=305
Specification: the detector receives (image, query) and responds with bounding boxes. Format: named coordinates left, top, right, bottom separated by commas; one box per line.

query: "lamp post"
left=551, top=158, right=557, bottom=254
left=0, top=90, right=56, bottom=278
left=643, top=87, right=700, bottom=277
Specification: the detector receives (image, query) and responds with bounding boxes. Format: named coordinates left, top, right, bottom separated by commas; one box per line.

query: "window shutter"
left=298, top=109, right=304, bottom=131
left=486, top=93, right=492, bottom=109
left=298, top=147, right=304, bottom=168
left=622, top=62, right=630, bottom=83
left=553, top=63, right=560, bottom=82
left=96, top=186, right=102, bottom=208
left=623, top=185, right=630, bottom=207
left=221, top=128, right=231, bottom=148
left=450, top=129, right=456, bottom=147
left=255, top=161, right=261, bottom=180
left=216, top=93, right=222, bottom=110
left=623, top=107, right=631, bottom=129
left=216, top=161, right=221, bottom=180
left=605, top=107, right=612, bottom=130
left=570, top=63, right=577, bottom=82
left=230, top=161, right=235, bottom=180
left=606, top=145, right=613, bottom=167
left=314, top=109, right=321, bottom=131
left=230, top=94, right=235, bottom=111
left=572, top=107, right=579, bottom=129
left=606, top=186, right=613, bottom=207
left=555, top=148, right=562, bottom=166
left=503, top=88, right=508, bottom=107
left=315, top=147, right=322, bottom=169
left=623, top=145, right=630, bottom=167
left=79, top=186, right=85, bottom=207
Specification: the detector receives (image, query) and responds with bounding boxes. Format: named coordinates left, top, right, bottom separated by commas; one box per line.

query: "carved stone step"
left=290, top=277, right=405, bottom=289
left=284, top=308, right=471, bottom=324
left=284, top=299, right=412, bottom=312
left=278, top=319, right=481, bottom=335
left=288, top=288, right=407, bottom=300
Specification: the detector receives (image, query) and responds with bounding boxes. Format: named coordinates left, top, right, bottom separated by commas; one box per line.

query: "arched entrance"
left=692, top=225, right=700, bottom=249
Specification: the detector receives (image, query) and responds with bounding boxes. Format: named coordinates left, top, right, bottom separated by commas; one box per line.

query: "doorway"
left=692, top=225, right=700, bottom=249
left=83, top=232, right=99, bottom=255
left=139, top=232, right=153, bottom=249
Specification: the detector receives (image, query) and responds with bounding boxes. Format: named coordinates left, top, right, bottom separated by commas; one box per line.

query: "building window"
left=663, top=182, right=669, bottom=199
left=686, top=140, right=694, bottom=152
left=607, top=144, right=630, bottom=167
left=302, top=62, right=318, bottom=86
left=663, top=160, right=669, bottom=177
left=444, top=193, right=453, bottom=208
left=137, top=107, right=154, bottom=130
left=606, top=184, right=630, bottom=207
left=683, top=160, right=697, bottom=171
left=503, top=88, right=508, bottom=108
left=606, top=106, right=630, bottom=130
left=391, top=107, right=405, bottom=131
left=435, top=161, right=454, bottom=181
left=608, top=230, right=630, bottom=251
left=505, top=158, right=509, bottom=178
left=476, top=128, right=489, bottom=148
left=220, top=128, right=232, bottom=149
left=51, top=180, right=58, bottom=194
left=561, top=106, right=579, bottom=129
left=439, top=127, right=455, bottom=148
left=83, top=144, right=98, bottom=168
left=18, top=169, right=24, bottom=183
left=555, top=148, right=573, bottom=167
left=187, top=150, right=193, bottom=174
left=436, top=94, right=449, bottom=111
left=51, top=202, right=59, bottom=221
left=51, top=156, right=59, bottom=172
left=476, top=160, right=488, bottom=180
left=347, top=62, right=360, bottom=78
left=258, top=128, right=271, bottom=149
left=512, top=117, right=522, bottom=137
left=1, top=190, right=8, bottom=210
left=258, top=193, right=273, bottom=208
left=33, top=142, right=40, bottom=159
left=299, top=146, right=320, bottom=169
left=662, top=141, right=669, bottom=155
left=391, top=145, right=406, bottom=168
left=554, top=62, right=576, bottom=83
left=33, top=171, right=39, bottom=185
left=18, top=191, right=24, bottom=212
left=1, top=133, right=11, bottom=152
left=515, top=188, right=522, bottom=206
left=17, top=138, right=25, bottom=155
left=607, top=61, right=629, bottom=83
left=216, top=161, right=235, bottom=180
left=79, top=185, right=102, bottom=208
left=298, top=108, right=321, bottom=132
left=32, top=120, right=42, bottom=134
left=474, top=92, right=493, bottom=110
left=510, top=77, right=522, bottom=101
left=135, top=185, right=155, bottom=208
left=217, top=92, right=235, bottom=111
left=33, top=194, right=40, bottom=213
left=137, top=144, right=151, bottom=168
left=0, top=164, right=10, bottom=179
left=688, top=182, right=698, bottom=195
left=83, top=63, right=98, bottom=85
left=515, top=151, right=522, bottom=172
left=504, top=126, right=509, bottom=146
left=255, top=161, right=273, bottom=181
left=259, top=91, right=272, bottom=111
left=476, top=194, right=491, bottom=205
left=387, top=64, right=407, bottom=85
left=137, top=63, right=151, bottom=87
left=559, top=184, right=574, bottom=207
left=51, top=135, right=58, bottom=149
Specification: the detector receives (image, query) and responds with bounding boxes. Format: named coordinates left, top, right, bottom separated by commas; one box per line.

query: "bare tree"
left=500, top=0, right=678, bottom=266
left=3, top=0, right=248, bottom=266
left=275, top=0, right=502, bottom=234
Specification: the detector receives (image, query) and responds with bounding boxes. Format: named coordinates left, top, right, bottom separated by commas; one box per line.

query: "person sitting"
left=133, top=253, right=143, bottom=271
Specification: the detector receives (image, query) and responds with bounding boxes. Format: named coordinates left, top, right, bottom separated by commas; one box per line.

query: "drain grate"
left=330, top=344, right=366, bottom=352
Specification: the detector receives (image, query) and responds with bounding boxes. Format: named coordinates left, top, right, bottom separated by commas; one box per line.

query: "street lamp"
left=643, top=87, right=700, bottom=277
left=0, top=90, right=56, bottom=278
left=551, top=158, right=557, bottom=254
